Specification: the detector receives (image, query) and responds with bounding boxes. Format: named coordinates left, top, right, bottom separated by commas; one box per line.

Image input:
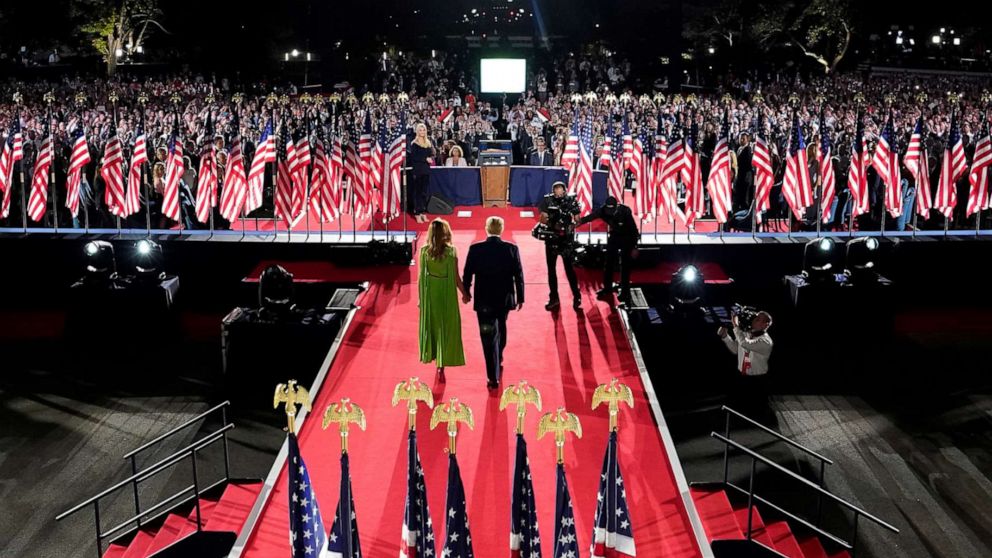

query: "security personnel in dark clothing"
left=537, top=182, right=582, bottom=310
left=578, top=196, right=640, bottom=302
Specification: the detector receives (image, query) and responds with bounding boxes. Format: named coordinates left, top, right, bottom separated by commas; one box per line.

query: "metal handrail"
left=123, top=401, right=231, bottom=460
left=712, top=431, right=899, bottom=556
left=721, top=406, right=834, bottom=465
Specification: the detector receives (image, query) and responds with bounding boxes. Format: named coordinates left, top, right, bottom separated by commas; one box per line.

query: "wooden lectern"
left=481, top=166, right=510, bottom=207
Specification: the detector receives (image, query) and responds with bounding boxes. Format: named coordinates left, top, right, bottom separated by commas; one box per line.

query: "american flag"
left=707, top=113, right=733, bottom=224
left=629, top=124, right=648, bottom=218
left=161, top=116, right=185, bottom=223
left=287, top=434, right=331, bottom=558
left=509, top=435, right=541, bottom=558
left=327, top=453, right=362, bottom=558
left=102, top=128, right=127, bottom=218
left=400, top=431, right=435, bottom=558
left=369, top=120, right=389, bottom=213
left=219, top=112, right=249, bottom=222
left=752, top=117, right=774, bottom=224
left=0, top=117, right=25, bottom=219
left=817, top=111, right=837, bottom=224
left=590, top=432, right=635, bottom=558
left=561, top=109, right=580, bottom=170
left=568, top=117, right=594, bottom=217
left=275, top=123, right=297, bottom=223
left=291, top=127, right=312, bottom=219
left=603, top=119, right=625, bottom=202
left=194, top=112, right=218, bottom=224
left=27, top=124, right=55, bottom=223
left=966, top=116, right=992, bottom=217
left=343, top=133, right=363, bottom=216
left=357, top=113, right=374, bottom=216
left=309, top=126, right=341, bottom=223
left=660, top=123, right=687, bottom=225
left=553, top=463, right=579, bottom=558
left=682, top=121, right=705, bottom=227
left=123, top=120, right=148, bottom=218
left=64, top=127, right=91, bottom=218
left=782, top=113, right=813, bottom=220
left=935, top=111, right=968, bottom=219
left=651, top=121, right=669, bottom=219
left=847, top=113, right=870, bottom=218
left=904, top=117, right=933, bottom=217
left=441, top=455, right=475, bottom=558
left=621, top=116, right=634, bottom=168
left=384, top=116, right=407, bottom=220
left=246, top=118, right=276, bottom=214
left=871, top=114, right=902, bottom=217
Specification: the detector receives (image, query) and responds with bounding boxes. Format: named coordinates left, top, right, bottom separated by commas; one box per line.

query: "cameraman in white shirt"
left=718, top=310, right=773, bottom=377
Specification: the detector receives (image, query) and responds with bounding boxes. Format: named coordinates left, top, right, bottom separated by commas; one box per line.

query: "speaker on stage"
left=427, top=194, right=455, bottom=215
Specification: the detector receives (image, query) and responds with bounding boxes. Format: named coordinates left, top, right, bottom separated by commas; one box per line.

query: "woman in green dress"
left=419, top=218, right=467, bottom=380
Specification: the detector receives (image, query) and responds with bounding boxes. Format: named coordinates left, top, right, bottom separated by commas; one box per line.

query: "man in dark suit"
left=577, top=196, right=640, bottom=303
left=528, top=137, right=554, bottom=166
left=462, top=216, right=525, bottom=390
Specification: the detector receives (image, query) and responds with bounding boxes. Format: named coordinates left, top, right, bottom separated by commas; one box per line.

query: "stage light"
left=669, top=264, right=705, bottom=314
left=258, top=264, right=295, bottom=317
left=291, top=49, right=299, bottom=57
left=932, top=35, right=942, bottom=44
left=134, top=239, right=165, bottom=282
left=845, top=237, right=879, bottom=284
left=802, top=237, right=836, bottom=282
left=83, top=241, right=117, bottom=284
left=953, top=37, right=961, bottom=46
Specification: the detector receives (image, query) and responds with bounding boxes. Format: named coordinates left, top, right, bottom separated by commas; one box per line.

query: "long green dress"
left=418, top=245, right=466, bottom=367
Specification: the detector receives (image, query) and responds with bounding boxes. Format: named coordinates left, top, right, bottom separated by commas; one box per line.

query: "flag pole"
left=43, top=92, right=59, bottom=234
left=12, top=99, right=28, bottom=233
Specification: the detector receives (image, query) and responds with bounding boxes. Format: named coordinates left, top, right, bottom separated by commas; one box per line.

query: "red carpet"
left=238, top=206, right=703, bottom=558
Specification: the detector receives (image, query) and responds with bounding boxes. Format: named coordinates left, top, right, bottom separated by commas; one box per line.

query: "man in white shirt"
left=718, top=311, right=773, bottom=377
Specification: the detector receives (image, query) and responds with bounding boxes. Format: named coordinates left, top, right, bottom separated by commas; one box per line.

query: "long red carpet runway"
left=234, top=206, right=705, bottom=558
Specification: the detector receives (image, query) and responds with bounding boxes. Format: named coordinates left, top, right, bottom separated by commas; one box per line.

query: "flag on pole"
left=194, top=112, right=218, bottom=224
left=590, top=431, right=635, bottom=558
left=400, top=431, right=435, bottom=558
left=568, top=116, right=594, bottom=217
left=27, top=123, right=55, bottom=223
left=275, top=123, right=297, bottom=224
left=288, top=434, right=331, bottom=558
left=291, top=127, right=312, bottom=219
left=782, top=113, right=813, bottom=220
left=682, top=121, right=705, bottom=228
left=630, top=124, right=648, bottom=218
left=64, top=127, right=91, bottom=218
left=442, top=455, right=475, bottom=558
left=161, top=116, right=185, bottom=223
left=966, top=117, right=992, bottom=217
left=752, top=117, right=774, bottom=224
left=101, top=128, right=127, bottom=218
left=509, top=434, right=540, bottom=558
left=219, top=113, right=249, bottom=222
left=357, top=113, right=374, bottom=216
left=309, top=125, right=340, bottom=223
left=0, top=117, right=24, bottom=219
left=651, top=121, right=669, bottom=220
left=602, top=119, right=625, bottom=202
left=369, top=119, right=389, bottom=213
left=245, top=117, right=275, bottom=214
left=935, top=111, right=968, bottom=219
left=123, top=120, right=148, bottom=218
left=871, top=114, right=902, bottom=218
left=847, top=113, right=870, bottom=219
left=660, top=123, right=687, bottom=225
left=553, top=463, right=580, bottom=558
left=561, top=109, right=580, bottom=169
left=707, top=113, right=733, bottom=224
left=621, top=115, right=634, bottom=168
left=327, top=453, right=362, bottom=558
left=344, top=134, right=363, bottom=216
left=904, top=116, right=933, bottom=218
left=385, top=115, right=407, bottom=220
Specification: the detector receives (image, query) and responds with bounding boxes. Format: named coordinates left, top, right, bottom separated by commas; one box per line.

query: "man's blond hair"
left=486, top=216, right=504, bottom=236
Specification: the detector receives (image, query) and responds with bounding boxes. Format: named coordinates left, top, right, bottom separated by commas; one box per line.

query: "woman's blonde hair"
left=425, top=218, right=453, bottom=261
left=449, top=145, right=463, bottom=158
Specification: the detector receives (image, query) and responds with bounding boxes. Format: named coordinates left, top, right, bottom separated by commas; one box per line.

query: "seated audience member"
left=446, top=145, right=469, bottom=167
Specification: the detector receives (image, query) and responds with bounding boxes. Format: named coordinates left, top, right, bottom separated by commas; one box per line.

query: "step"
left=203, top=482, right=263, bottom=534
left=796, top=534, right=830, bottom=558
left=732, top=504, right=776, bottom=550
left=144, top=513, right=197, bottom=557
left=175, top=497, right=219, bottom=540
left=119, top=527, right=159, bottom=558
left=766, top=521, right=805, bottom=558
left=690, top=486, right=744, bottom=541
left=101, top=543, right=128, bottom=558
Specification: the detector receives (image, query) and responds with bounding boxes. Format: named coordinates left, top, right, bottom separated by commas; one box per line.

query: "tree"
left=751, top=0, right=855, bottom=74
left=76, top=0, right=167, bottom=76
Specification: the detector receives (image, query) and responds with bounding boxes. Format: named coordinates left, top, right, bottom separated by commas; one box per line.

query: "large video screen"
left=480, top=59, right=527, bottom=93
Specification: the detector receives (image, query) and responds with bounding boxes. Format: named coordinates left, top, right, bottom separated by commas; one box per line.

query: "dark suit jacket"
left=463, top=236, right=524, bottom=313
left=529, top=150, right=554, bottom=166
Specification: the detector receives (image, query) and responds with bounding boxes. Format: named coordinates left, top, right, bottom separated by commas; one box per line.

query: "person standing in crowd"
left=462, top=216, right=524, bottom=390
left=418, top=218, right=467, bottom=381
left=408, top=123, right=435, bottom=223
left=577, top=196, right=640, bottom=303
left=529, top=136, right=553, bottom=166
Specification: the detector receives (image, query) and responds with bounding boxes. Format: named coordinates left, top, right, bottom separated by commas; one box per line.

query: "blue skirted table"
left=426, top=166, right=608, bottom=208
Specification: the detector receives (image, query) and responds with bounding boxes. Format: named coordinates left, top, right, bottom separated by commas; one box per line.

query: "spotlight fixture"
left=669, top=264, right=705, bottom=314
left=845, top=237, right=879, bottom=284
left=802, top=237, right=836, bottom=283
left=83, top=241, right=117, bottom=284
left=258, top=264, right=295, bottom=317
left=134, top=239, right=165, bottom=282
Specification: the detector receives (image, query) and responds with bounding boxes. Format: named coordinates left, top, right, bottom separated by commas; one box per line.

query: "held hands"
left=462, top=293, right=472, bottom=304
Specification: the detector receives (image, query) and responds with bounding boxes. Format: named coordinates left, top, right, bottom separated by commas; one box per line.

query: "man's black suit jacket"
left=462, top=236, right=525, bottom=313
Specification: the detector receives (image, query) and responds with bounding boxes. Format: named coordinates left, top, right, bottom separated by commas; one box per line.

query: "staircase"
left=101, top=480, right=262, bottom=558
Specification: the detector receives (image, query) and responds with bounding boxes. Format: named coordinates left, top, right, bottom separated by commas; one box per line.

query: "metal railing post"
left=129, top=455, right=142, bottom=528
left=722, top=411, right=731, bottom=485
left=851, top=512, right=860, bottom=558
left=817, top=459, right=826, bottom=526
left=93, top=501, right=103, bottom=558
left=191, top=450, right=203, bottom=531
left=221, top=406, right=231, bottom=481
left=746, top=457, right=757, bottom=540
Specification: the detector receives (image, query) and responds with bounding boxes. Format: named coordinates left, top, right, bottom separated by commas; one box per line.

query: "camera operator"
left=536, top=181, right=582, bottom=310
left=577, top=196, right=639, bottom=303
left=718, top=307, right=773, bottom=413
